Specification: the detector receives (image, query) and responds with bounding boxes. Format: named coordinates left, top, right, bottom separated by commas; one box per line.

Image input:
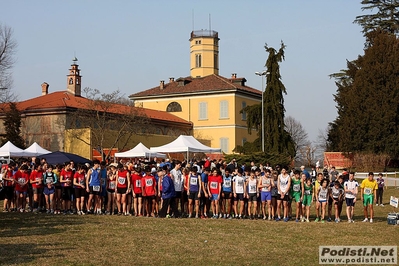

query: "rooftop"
left=11, top=91, right=192, bottom=126
left=129, top=74, right=261, bottom=99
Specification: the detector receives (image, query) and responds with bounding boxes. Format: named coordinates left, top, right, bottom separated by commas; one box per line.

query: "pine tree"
left=240, top=42, right=295, bottom=157
left=354, top=0, right=399, bottom=36
left=328, top=29, right=399, bottom=157
left=1, top=102, right=25, bottom=148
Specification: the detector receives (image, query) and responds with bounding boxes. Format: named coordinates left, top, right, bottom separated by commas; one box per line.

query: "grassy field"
left=0, top=187, right=398, bottom=266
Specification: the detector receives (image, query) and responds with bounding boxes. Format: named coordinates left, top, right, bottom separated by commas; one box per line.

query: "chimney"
left=169, top=77, right=174, bottom=83
left=160, top=80, right=165, bottom=90
left=41, top=82, right=49, bottom=95
left=231, top=73, right=237, bottom=79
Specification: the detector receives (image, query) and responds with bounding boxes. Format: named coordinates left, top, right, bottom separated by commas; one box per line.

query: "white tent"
left=114, top=142, right=166, bottom=158
left=0, top=141, right=36, bottom=157
left=24, top=142, right=52, bottom=156
left=150, top=135, right=222, bottom=154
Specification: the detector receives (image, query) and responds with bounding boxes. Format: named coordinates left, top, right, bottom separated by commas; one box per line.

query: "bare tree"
left=284, top=116, right=310, bottom=163
left=0, top=23, right=17, bottom=102
left=65, top=88, right=149, bottom=161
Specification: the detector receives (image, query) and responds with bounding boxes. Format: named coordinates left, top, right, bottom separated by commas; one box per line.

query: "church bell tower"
left=67, top=57, right=81, bottom=96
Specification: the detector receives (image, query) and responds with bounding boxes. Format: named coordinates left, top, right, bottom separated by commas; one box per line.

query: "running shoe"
left=314, top=217, right=319, bottom=222
left=370, top=218, right=373, bottom=223
left=362, top=218, right=368, bottom=222
left=283, top=217, right=289, bottom=222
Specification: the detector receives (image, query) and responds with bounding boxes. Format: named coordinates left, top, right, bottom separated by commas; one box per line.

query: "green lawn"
left=0, top=188, right=398, bottom=266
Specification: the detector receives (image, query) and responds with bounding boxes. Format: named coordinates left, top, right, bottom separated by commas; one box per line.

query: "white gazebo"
left=150, top=135, right=221, bottom=158
left=115, top=142, right=166, bottom=159
left=24, top=142, right=52, bottom=156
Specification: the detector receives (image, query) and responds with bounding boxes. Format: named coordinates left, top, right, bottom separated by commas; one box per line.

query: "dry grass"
left=0, top=187, right=398, bottom=266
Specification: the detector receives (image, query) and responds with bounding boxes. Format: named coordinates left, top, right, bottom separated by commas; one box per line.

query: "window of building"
left=199, top=102, right=208, bottom=120
left=196, top=54, right=202, bottom=68
left=220, top=138, right=229, bottom=153
left=242, top=138, right=247, bottom=146
left=41, top=117, right=51, bottom=133
left=42, top=138, right=51, bottom=150
left=69, top=78, right=73, bottom=85
left=219, top=100, right=228, bottom=119
left=241, top=101, right=247, bottom=120
left=195, top=40, right=201, bottom=45
left=166, top=102, right=182, bottom=112
left=214, top=54, right=218, bottom=69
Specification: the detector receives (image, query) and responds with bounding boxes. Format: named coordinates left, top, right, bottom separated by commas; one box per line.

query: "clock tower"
left=67, top=57, right=81, bottom=96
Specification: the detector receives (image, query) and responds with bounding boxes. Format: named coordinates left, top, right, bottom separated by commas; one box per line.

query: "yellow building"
left=130, top=30, right=261, bottom=154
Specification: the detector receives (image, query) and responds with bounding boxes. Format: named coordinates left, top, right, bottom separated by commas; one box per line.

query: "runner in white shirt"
left=277, top=167, right=291, bottom=222
left=344, top=172, right=358, bottom=223
left=232, top=168, right=246, bottom=219
left=170, top=162, right=184, bottom=216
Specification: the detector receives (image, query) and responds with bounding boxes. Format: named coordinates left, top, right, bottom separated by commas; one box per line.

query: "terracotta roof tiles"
left=129, top=74, right=261, bottom=98
left=13, top=91, right=191, bottom=126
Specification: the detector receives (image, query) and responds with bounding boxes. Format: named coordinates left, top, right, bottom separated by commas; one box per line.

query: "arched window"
left=69, top=78, right=73, bottom=85
left=166, top=102, right=182, bottom=112
left=76, top=78, right=80, bottom=85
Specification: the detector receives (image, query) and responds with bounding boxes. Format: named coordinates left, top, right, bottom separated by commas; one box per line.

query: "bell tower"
left=67, top=57, right=81, bottom=96
left=190, top=30, right=219, bottom=78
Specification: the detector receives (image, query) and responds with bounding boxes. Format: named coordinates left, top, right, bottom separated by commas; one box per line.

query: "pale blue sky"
left=2, top=1, right=366, bottom=142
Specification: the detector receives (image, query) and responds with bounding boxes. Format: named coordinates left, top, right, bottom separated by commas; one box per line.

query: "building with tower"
left=0, top=58, right=193, bottom=160
left=130, top=30, right=261, bottom=153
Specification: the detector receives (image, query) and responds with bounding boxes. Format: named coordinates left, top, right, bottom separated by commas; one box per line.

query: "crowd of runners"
left=0, top=157, right=387, bottom=223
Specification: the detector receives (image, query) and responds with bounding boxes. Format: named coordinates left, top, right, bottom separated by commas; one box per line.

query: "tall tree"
left=328, top=29, right=399, bottom=157
left=0, top=23, right=17, bottom=99
left=241, top=42, right=295, bottom=157
left=1, top=102, right=25, bottom=148
left=263, top=42, right=294, bottom=156
left=354, top=0, right=399, bottom=36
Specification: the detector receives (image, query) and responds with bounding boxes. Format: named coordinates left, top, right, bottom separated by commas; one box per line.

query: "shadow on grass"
left=0, top=212, right=92, bottom=238
left=0, top=243, right=70, bottom=265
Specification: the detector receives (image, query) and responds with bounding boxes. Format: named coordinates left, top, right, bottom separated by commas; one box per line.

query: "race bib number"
left=109, top=182, right=115, bottom=189
left=305, top=190, right=311, bottom=195
left=237, top=180, right=243, bottom=187
left=136, top=180, right=141, bottom=188
left=118, top=177, right=126, bottom=185
left=46, top=178, right=52, bottom=184
left=224, top=179, right=231, bottom=187
left=364, top=188, right=372, bottom=195
left=146, top=179, right=153, bottom=186
left=319, top=191, right=327, bottom=200
left=293, top=184, right=300, bottom=192
left=262, top=179, right=270, bottom=186
left=93, top=185, right=100, bottom=192
left=249, top=185, right=256, bottom=193
left=210, top=182, right=217, bottom=189
left=18, top=178, right=25, bottom=184
left=190, top=177, right=198, bottom=185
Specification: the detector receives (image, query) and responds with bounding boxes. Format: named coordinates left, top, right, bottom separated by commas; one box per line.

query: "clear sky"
left=1, top=0, right=366, bottom=143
